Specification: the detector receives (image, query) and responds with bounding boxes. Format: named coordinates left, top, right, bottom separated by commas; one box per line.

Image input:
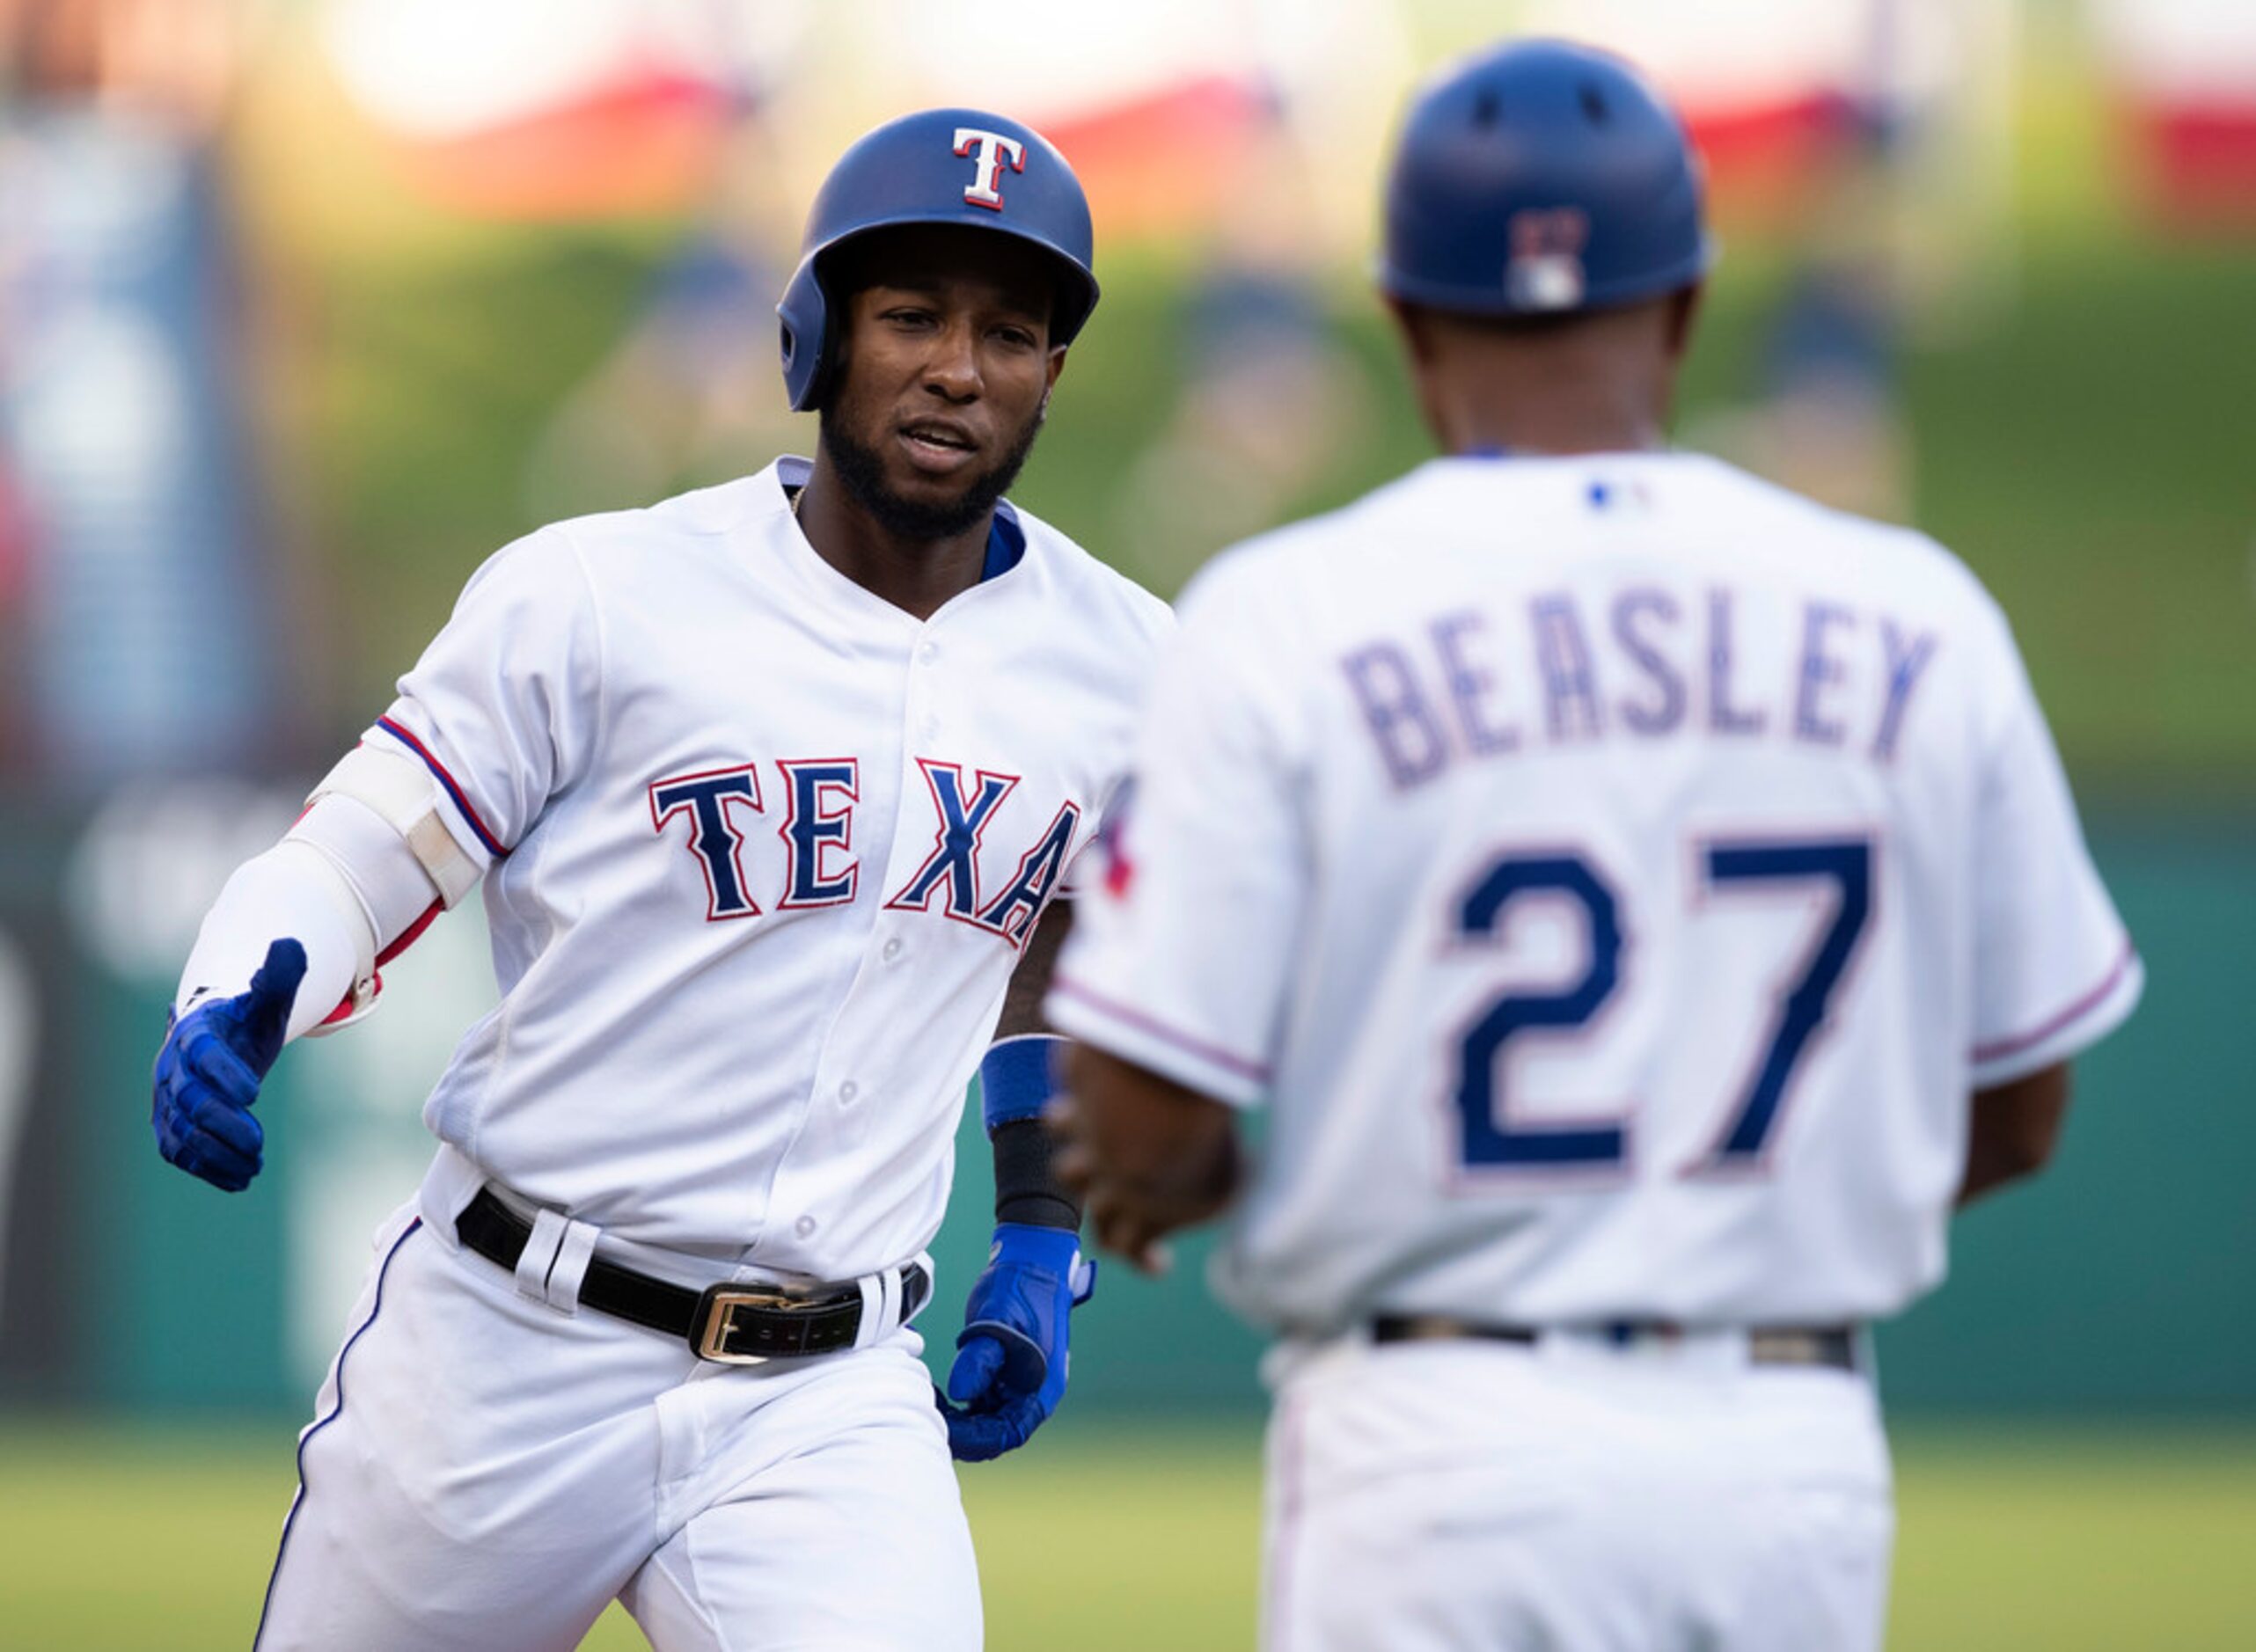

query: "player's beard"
left=819, top=400, right=1044, bottom=544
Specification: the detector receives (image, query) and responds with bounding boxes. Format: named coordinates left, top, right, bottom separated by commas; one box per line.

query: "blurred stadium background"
left=0, top=0, right=2251, bottom=1646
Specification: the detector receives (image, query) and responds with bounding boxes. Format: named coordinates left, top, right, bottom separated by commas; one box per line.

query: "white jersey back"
left=369, top=457, right=1169, bottom=1275
left=1051, top=452, right=2139, bottom=1334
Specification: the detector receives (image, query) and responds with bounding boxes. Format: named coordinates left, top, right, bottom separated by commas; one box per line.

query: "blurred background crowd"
left=0, top=0, right=2249, bottom=1642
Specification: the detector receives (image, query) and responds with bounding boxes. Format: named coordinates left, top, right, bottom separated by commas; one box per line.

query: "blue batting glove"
left=938, top=1222, right=1096, bottom=1462
left=150, top=939, right=305, bottom=1192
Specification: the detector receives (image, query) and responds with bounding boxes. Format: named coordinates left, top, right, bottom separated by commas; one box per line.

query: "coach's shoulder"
left=1705, top=457, right=2002, bottom=612
left=1833, top=510, right=2016, bottom=642
left=1174, top=491, right=1380, bottom=632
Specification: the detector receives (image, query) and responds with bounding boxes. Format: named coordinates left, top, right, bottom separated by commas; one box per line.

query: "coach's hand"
left=151, top=939, right=306, bottom=1192
left=936, top=1223, right=1096, bottom=1462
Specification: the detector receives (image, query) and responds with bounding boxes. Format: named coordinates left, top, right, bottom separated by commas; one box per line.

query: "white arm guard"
left=306, top=743, right=486, bottom=910
left=174, top=746, right=491, bottom=1044
left=176, top=842, right=377, bottom=1044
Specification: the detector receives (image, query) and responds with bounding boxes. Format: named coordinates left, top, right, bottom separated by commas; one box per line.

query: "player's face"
left=822, top=226, right=1066, bottom=541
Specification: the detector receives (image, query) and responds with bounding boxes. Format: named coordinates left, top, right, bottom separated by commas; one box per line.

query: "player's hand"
left=150, top=939, right=306, bottom=1192
left=935, top=1223, right=1095, bottom=1462
left=1049, top=1094, right=1198, bottom=1278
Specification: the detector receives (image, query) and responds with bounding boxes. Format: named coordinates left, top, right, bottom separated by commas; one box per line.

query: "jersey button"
left=918, top=641, right=940, bottom=665
left=795, top=1215, right=817, bottom=1239
left=881, top=938, right=903, bottom=962
left=839, top=1080, right=860, bottom=1105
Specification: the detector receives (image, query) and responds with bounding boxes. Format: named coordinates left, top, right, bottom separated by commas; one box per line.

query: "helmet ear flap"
left=776, top=259, right=834, bottom=412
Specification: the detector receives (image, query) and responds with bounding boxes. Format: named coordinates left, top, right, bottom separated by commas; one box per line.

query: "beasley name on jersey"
left=370, top=457, right=1170, bottom=1274
left=1052, top=451, right=2139, bottom=1335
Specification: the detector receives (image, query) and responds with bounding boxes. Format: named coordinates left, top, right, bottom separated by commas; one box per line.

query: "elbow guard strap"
left=979, top=1035, right=1079, bottom=1231
left=307, top=743, right=485, bottom=910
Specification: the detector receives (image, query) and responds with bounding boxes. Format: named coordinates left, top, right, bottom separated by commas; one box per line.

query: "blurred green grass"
left=10, top=1421, right=2252, bottom=1649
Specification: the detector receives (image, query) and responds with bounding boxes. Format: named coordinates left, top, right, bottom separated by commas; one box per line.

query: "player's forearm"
left=996, top=899, right=1073, bottom=1039
left=990, top=1117, right=1080, bottom=1231
left=1956, top=1138, right=2046, bottom=1206
left=176, top=793, right=444, bottom=1044
left=177, top=842, right=370, bottom=1042
left=1957, top=1063, right=2070, bottom=1206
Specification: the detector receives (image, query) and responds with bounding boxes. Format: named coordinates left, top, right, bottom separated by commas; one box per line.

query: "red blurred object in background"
left=2098, top=0, right=2256, bottom=234
left=1039, top=77, right=1267, bottom=238
left=376, top=71, right=738, bottom=222
left=1679, top=91, right=1865, bottom=229
left=2123, top=99, right=2256, bottom=231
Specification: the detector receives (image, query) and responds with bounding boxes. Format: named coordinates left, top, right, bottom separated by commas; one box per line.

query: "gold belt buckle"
left=694, top=1285, right=802, bottom=1364
left=1749, top=1328, right=1833, bottom=1368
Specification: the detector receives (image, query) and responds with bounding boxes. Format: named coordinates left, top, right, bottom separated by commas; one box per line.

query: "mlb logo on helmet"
left=954, top=128, right=1027, bottom=210
left=1505, top=207, right=1590, bottom=311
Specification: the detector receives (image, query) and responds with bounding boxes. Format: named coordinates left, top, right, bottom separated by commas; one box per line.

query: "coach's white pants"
left=256, top=1202, right=979, bottom=1652
left=1262, top=1332, right=1893, bottom=1652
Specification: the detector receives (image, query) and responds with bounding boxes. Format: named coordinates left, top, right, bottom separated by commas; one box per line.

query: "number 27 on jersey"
left=1448, top=834, right=1874, bottom=1181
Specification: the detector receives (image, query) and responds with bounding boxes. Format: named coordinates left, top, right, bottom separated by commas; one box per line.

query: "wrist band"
left=979, top=1034, right=1066, bottom=1132
left=979, top=1036, right=1078, bottom=1230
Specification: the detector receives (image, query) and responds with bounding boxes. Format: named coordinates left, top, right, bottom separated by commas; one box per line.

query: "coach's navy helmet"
left=1378, top=39, right=1713, bottom=318
left=777, top=108, right=1099, bottom=411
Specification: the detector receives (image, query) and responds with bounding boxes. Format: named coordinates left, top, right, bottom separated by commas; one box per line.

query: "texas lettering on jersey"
left=649, top=755, right=1079, bottom=947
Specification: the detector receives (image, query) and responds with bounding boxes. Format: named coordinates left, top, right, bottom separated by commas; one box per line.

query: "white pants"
left=256, top=1202, right=979, bottom=1651
left=1263, top=1332, right=1893, bottom=1652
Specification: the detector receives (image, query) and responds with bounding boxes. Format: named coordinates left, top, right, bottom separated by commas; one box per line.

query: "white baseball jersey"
left=363, top=456, right=1169, bottom=1276
left=1051, top=451, right=2140, bottom=1336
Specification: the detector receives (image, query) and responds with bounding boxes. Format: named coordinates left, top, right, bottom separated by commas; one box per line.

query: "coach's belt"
left=1370, top=1314, right=1861, bottom=1373
left=456, top=1186, right=931, bottom=1365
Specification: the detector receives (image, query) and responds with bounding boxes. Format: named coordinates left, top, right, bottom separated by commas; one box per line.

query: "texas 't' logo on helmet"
left=953, top=128, right=1027, bottom=210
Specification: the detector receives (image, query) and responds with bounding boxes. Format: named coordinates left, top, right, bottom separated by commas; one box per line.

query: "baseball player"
left=1048, top=40, right=2142, bottom=1652
left=149, top=107, right=1168, bottom=1651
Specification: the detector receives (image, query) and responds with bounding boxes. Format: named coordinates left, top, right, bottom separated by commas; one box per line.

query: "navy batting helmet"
left=1378, top=39, right=1712, bottom=318
left=777, top=108, right=1099, bottom=411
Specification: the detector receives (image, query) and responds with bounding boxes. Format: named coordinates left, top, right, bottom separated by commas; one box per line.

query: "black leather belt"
left=1371, top=1314, right=1860, bottom=1372
left=456, top=1186, right=930, bottom=1365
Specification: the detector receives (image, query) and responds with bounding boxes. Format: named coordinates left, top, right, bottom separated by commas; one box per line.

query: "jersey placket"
left=750, top=609, right=968, bottom=1273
